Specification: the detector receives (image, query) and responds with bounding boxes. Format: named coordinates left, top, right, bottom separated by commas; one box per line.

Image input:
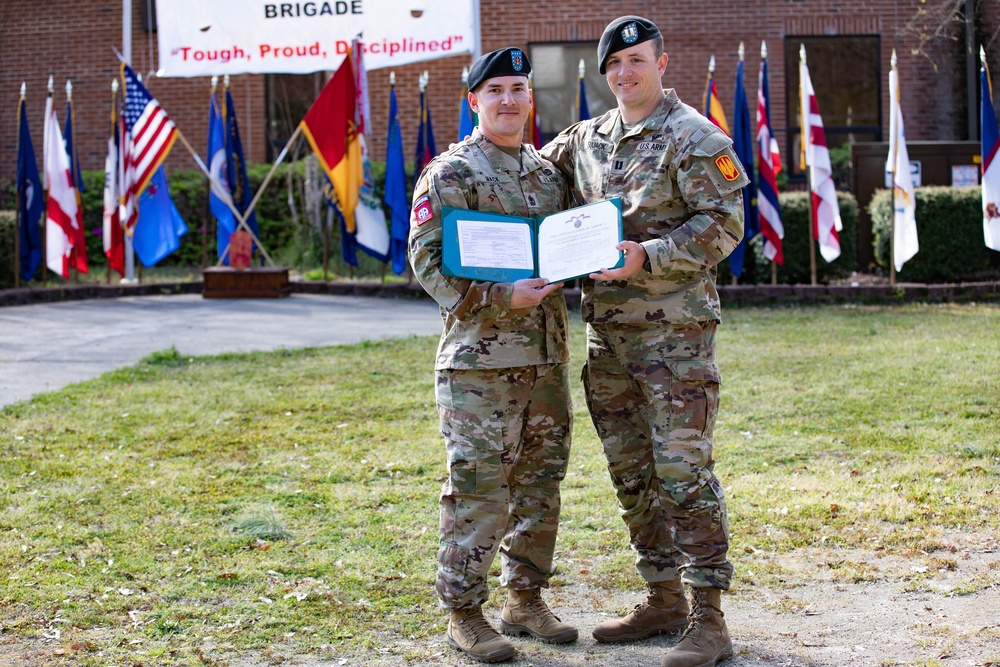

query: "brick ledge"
left=2, top=279, right=999, bottom=308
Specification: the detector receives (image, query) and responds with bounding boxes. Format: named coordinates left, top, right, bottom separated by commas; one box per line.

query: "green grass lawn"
left=2, top=304, right=998, bottom=665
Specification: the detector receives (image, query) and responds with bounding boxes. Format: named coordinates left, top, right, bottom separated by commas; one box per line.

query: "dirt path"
left=230, top=535, right=1000, bottom=667
left=3, top=538, right=997, bottom=666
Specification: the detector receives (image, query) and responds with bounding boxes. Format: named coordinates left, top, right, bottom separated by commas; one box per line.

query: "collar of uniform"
left=472, top=127, right=517, bottom=172
left=470, top=126, right=541, bottom=176
left=519, top=144, right=546, bottom=177
left=597, top=89, right=681, bottom=137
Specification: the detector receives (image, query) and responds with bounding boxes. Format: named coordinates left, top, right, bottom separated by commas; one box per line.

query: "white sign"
left=884, top=160, right=921, bottom=188
left=951, top=165, right=979, bottom=187
left=156, top=0, right=476, bottom=77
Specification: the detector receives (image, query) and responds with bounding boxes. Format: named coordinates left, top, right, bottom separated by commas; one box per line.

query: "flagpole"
left=758, top=41, right=776, bottom=286
left=174, top=130, right=276, bottom=267
left=888, top=50, right=898, bottom=287
left=703, top=56, right=715, bottom=114
left=42, top=75, right=53, bottom=288
left=233, top=124, right=303, bottom=250
left=14, top=84, right=25, bottom=290
left=800, top=45, right=818, bottom=286
left=204, top=76, right=219, bottom=270
left=107, top=80, right=117, bottom=285
left=66, top=80, right=80, bottom=284
left=732, top=43, right=745, bottom=287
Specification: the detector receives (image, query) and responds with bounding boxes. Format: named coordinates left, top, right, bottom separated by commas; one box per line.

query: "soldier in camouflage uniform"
left=540, top=16, right=747, bottom=667
left=408, top=47, right=578, bottom=663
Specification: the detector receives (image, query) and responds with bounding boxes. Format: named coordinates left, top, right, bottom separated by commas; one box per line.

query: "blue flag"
left=134, top=167, right=188, bottom=266
left=413, top=90, right=437, bottom=190
left=337, top=204, right=358, bottom=268
left=224, top=89, right=259, bottom=239
left=729, top=59, right=758, bottom=280
left=64, top=101, right=84, bottom=194
left=983, top=61, right=1000, bottom=251
left=63, top=98, right=89, bottom=273
left=458, top=85, right=475, bottom=141
left=16, top=98, right=43, bottom=281
left=578, top=77, right=590, bottom=121
left=208, top=94, right=238, bottom=262
left=385, top=87, right=410, bottom=275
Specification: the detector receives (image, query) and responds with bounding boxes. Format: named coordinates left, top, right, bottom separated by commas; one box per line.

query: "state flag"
left=300, top=55, right=362, bottom=234
left=799, top=50, right=842, bottom=263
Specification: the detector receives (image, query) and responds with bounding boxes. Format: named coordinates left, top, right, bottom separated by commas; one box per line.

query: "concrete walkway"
left=0, top=293, right=442, bottom=407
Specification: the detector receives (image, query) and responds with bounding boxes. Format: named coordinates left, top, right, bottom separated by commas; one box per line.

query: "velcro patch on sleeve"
left=714, top=155, right=741, bottom=182
left=413, top=195, right=434, bottom=225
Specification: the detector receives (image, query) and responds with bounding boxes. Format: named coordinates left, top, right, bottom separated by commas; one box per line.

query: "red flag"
left=120, top=63, right=178, bottom=237
left=103, top=98, right=125, bottom=276
left=43, top=104, right=79, bottom=278
left=527, top=84, right=543, bottom=149
left=64, top=98, right=89, bottom=274
left=300, top=55, right=362, bottom=233
left=799, top=52, right=842, bottom=263
left=757, top=52, right=784, bottom=264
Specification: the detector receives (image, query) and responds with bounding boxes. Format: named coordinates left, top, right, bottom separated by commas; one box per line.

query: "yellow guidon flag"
left=702, top=56, right=731, bottom=137
left=300, top=54, right=362, bottom=233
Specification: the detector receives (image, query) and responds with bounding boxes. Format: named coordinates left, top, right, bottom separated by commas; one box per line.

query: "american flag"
left=757, top=52, right=784, bottom=264
left=120, top=64, right=177, bottom=235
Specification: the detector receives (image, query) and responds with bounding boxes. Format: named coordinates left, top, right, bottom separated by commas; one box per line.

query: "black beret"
left=598, top=16, right=662, bottom=74
left=467, top=47, right=531, bottom=92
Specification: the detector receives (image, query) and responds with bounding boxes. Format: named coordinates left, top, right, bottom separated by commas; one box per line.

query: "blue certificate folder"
left=440, top=198, right=624, bottom=283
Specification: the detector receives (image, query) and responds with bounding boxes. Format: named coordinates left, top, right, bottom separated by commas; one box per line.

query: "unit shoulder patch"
left=714, top=155, right=741, bottom=182
left=413, top=195, right=434, bottom=225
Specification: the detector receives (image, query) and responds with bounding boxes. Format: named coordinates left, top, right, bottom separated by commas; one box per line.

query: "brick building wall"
left=2, top=0, right=999, bottom=183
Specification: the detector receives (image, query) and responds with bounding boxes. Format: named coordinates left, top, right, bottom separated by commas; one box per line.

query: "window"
left=265, top=73, right=325, bottom=161
left=784, top=35, right=881, bottom=185
left=529, top=43, right=617, bottom=143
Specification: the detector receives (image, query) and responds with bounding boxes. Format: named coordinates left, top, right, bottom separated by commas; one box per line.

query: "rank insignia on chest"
left=413, top=195, right=434, bottom=225
left=611, top=158, right=626, bottom=174
left=714, top=155, right=741, bottom=182
left=525, top=192, right=539, bottom=208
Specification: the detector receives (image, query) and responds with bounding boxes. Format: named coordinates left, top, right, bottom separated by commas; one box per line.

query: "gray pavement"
left=0, top=293, right=443, bottom=407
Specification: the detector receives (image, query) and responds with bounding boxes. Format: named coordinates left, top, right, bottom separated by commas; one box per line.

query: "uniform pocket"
left=663, top=359, right=720, bottom=442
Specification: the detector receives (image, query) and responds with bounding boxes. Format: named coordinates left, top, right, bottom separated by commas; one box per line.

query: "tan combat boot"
left=447, top=606, right=516, bottom=663
left=592, top=580, right=690, bottom=643
left=661, top=587, right=733, bottom=667
left=499, top=588, right=578, bottom=643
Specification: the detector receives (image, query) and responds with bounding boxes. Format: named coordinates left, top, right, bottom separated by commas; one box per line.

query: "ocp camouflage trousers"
left=583, top=321, right=733, bottom=590
left=434, top=363, right=572, bottom=610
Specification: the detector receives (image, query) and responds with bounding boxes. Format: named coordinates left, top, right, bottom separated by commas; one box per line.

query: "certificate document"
left=441, top=198, right=623, bottom=283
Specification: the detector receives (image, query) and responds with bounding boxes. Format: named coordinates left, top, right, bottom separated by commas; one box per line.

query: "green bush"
left=0, top=211, right=15, bottom=289
left=4, top=158, right=417, bottom=281
left=746, top=191, right=858, bottom=284
left=869, top=186, right=997, bottom=282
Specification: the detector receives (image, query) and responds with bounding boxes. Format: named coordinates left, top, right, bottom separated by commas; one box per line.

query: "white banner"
left=156, top=0, right=476, bottom=77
